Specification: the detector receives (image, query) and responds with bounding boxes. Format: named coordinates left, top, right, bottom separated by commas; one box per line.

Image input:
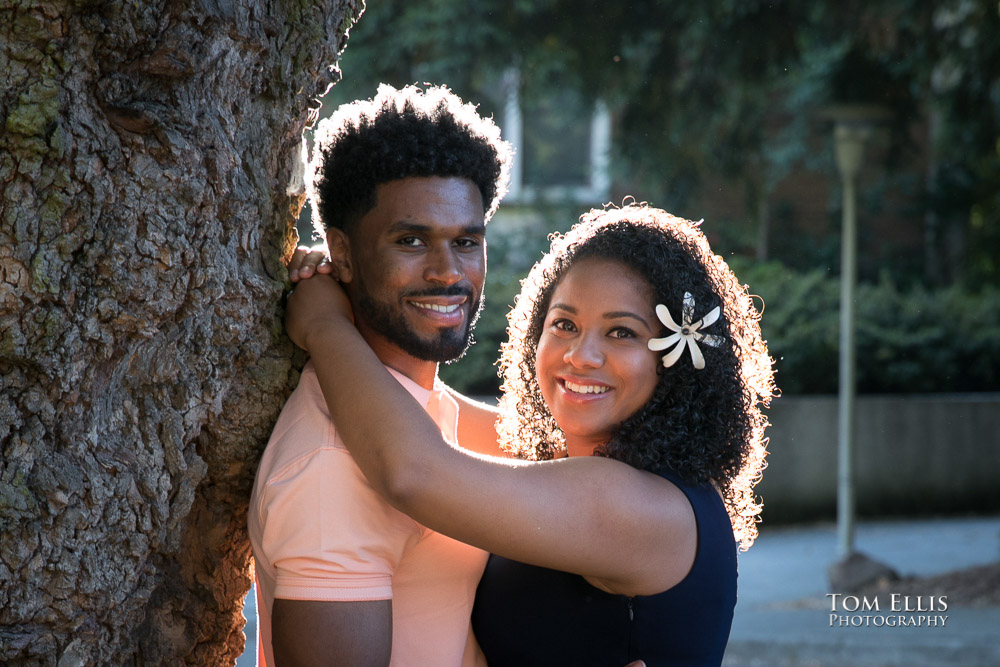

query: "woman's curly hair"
left=497, top=203, right=775, bottom=549
left=308, top=84, right=511, bottom=237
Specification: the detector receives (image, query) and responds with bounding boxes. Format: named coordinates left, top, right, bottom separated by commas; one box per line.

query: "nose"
left=563, top=333, right=604, bottom=369
left=424, top=245, right=463, bottom=286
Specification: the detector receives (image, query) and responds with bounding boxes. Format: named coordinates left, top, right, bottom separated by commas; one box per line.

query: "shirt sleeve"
left=258, top=439, right=421, bottom=602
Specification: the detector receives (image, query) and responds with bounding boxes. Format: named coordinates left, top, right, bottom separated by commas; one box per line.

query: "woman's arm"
left=287, top=244, right=504, bottom=458
left=287, top=276, right=696, bottom=596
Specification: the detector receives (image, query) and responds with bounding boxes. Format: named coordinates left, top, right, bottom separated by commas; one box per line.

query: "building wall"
left=759, top=394, right=1000, bottom=523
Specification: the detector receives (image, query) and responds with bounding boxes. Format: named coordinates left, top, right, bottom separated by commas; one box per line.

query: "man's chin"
left=387, top=323, right=472, bottom=363
left=358, top=295, right=481, bottom=364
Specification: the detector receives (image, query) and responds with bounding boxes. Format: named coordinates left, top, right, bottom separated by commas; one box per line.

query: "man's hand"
left=285, top=273, right=354, bottom=353
left=287, top=243, right=334, bottom=283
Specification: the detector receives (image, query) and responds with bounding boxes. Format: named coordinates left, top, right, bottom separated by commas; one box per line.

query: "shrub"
left=732, top=259, right=1000, bottom=394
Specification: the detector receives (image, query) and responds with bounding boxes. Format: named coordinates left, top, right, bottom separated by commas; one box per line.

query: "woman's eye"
left=610, top=327, right=636, bottom=339
left=552, top=319, right=576, bottom=332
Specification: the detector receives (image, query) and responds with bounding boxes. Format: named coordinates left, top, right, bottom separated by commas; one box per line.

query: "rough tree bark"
left=0, top=1, right=361, bottom=664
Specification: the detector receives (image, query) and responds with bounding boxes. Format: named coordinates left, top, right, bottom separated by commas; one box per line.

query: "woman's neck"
left=564, top=436, right=606, bottom=458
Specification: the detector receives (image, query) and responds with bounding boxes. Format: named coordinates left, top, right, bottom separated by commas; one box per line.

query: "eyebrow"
left=549, top=303, right=651, bottom=327
left=388, top=221, right=486, bottom=236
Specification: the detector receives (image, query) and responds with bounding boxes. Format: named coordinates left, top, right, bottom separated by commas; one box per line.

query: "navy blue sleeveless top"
left=471, top=468, right=737, bottom=666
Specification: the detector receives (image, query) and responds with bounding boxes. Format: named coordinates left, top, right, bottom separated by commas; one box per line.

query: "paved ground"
left=238, top=516, right=1000, bottom=666
left=238, top=589, right=257, bottom=667
left=723, top=516, right=1000, bottom=666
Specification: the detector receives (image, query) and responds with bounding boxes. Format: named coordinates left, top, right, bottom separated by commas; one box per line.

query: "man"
left=248, top=84, right=511, bottom=666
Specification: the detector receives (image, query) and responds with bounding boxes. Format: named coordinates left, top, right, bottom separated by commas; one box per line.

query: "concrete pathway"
left=724, top=516, right=1000, bottom=666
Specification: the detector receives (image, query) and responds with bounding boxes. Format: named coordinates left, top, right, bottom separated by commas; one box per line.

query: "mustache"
left=402, top=285, right=476, bottom=300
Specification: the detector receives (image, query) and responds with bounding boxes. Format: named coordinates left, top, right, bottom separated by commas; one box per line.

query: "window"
left=501, top=70, right=611, bottom=204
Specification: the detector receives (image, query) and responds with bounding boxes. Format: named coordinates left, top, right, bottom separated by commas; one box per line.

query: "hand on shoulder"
left=285, top=273, right=354, bottom=352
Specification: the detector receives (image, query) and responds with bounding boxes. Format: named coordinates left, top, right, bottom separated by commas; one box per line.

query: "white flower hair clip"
left=647, top=292, right=724, bottom=370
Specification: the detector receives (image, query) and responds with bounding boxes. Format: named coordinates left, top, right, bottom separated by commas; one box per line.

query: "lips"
left=563, top=380, right=611, bottom=395
left=406, top=296, right=468, bottom=325
left=411, top=301, right=463, bottom=314
left=558, top=377, right=613, bottom=398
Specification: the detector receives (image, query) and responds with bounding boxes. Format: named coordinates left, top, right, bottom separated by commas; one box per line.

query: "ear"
left=326, top=228, right=353, bottom=284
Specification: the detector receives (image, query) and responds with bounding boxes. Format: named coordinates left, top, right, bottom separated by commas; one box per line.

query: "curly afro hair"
left=308, top=84, right=512, bottom=237
left=496, top=203, right=776, bottom=549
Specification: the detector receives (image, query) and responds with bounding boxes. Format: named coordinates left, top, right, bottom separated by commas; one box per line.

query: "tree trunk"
left=0, top=1, right=361, bottom=664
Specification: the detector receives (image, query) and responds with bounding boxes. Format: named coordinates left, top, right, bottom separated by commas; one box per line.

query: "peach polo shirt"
left=248, top=361, right=488, bottom=667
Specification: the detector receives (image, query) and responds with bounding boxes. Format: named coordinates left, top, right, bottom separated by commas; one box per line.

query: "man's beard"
left=357, top=285, right=483, bottom=363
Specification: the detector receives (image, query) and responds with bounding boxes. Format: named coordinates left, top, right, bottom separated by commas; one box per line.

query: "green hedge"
left=732, top=259, right=1000, bottom=394
left=441, top=250, right=1000, bottom=396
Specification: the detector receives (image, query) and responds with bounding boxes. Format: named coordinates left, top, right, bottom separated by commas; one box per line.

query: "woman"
left=286, top=203, right=774, bottom=665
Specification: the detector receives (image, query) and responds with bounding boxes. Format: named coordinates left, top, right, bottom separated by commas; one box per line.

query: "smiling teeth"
left=413, top=302, right=460, bottom=313
left=564, top=381, right=610, bottom=395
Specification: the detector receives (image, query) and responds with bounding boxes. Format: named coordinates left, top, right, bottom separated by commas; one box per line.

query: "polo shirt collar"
left=384, top=367, right=459, bottom=444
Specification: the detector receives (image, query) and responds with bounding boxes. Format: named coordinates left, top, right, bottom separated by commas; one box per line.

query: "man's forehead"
left=382, top=219, right=486, bottom=235
left=362, top=177, right=486, bottom=229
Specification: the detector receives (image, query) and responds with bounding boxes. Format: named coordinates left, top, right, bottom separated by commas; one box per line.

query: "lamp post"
left=822, top=104, right=890, bottom=561
left=821, top=104, right=898, bottom=590
left=832, top=121, right=869, bottom=558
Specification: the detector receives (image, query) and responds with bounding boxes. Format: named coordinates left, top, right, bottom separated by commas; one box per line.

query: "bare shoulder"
left=585, top=466, right=698, bottom=597
left=621, top=467, right=698, bottom=544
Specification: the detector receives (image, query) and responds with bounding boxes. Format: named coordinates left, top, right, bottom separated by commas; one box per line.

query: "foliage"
left=328, top=1, right=1000, bottom=396
left=731, top=259, right=1000, bottom=394
left=328, top=0, right=1000, bottom=285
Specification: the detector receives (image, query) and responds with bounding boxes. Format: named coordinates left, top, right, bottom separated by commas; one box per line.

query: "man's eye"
left=399, top=236, right=425, bottom=247
left=455, top=238, right=481, bottom=248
